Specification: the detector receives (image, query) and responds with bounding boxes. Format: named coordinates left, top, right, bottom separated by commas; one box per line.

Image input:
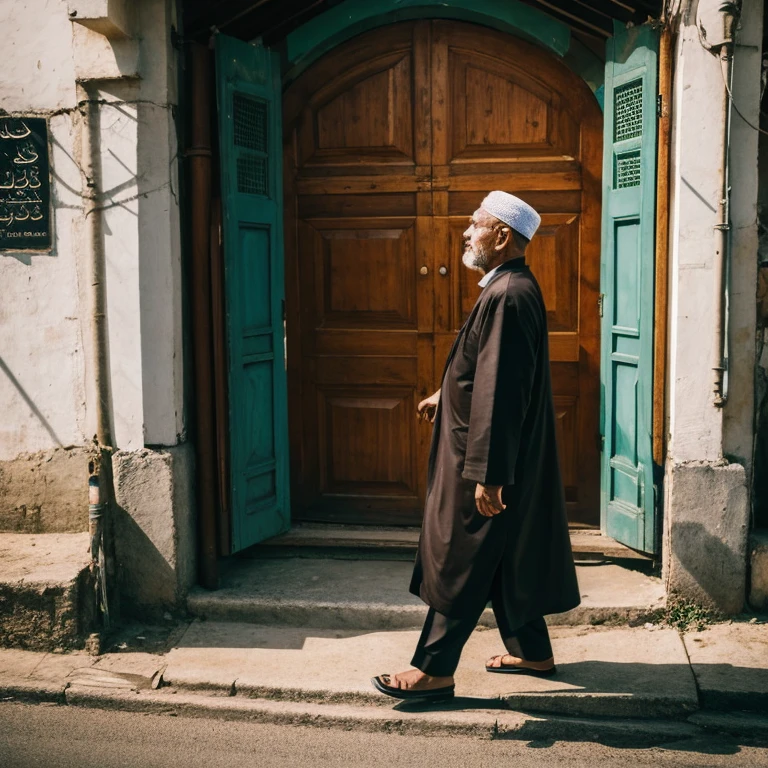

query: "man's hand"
left=417, top=390, right=441, bottom=423
left=475, top=484, right=505, bottom=517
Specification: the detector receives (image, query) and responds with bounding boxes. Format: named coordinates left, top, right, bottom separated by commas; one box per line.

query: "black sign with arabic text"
left=0, top=117, right=51, bottom=250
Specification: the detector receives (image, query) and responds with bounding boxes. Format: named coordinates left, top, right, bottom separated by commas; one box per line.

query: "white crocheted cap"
left=480, top=191, right=541, bottom=241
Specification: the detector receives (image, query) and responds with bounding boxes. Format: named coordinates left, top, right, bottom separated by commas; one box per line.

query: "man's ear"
left=495, top=226, right=511, bottom=252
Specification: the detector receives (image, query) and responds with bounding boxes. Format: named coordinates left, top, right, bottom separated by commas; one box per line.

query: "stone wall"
left=113, top=444, right=196, bottom=616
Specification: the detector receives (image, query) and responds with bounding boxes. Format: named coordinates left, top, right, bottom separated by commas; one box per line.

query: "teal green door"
left=216, top=35, right=290, bottom=552
left=600, top=22, right=659, bottom=554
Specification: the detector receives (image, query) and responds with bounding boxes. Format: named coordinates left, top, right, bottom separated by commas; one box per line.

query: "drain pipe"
left=697, top=0, right=740, bottom=406
left=80, top=83, right=115, bottom=629
left=81, top=88, right=114, bottom=447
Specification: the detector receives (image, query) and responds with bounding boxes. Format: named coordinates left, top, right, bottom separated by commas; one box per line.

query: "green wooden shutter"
left=600, top=22, right=659, bottom=554
left=215, top=34, right=290, bottom=552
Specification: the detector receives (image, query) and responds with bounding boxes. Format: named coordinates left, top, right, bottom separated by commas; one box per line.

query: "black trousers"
left=410, top=572, right=553, bottom=677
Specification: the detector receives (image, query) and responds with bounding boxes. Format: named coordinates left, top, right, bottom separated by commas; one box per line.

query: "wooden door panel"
left=318, top=387, right=417, bottom=495
left=305, top=219, right=418, bottom=330
left=297, top=50, right=416, bottom=170
left=296, top=208, right=423, bottom=520
left=526, top=214, right=579, bottom=333
left=437, top=212, right=580, bottom=334
left=449, top=53, right=566, bottom=160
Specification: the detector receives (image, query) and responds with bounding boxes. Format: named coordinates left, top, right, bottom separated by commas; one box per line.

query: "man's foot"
left=371, top=668, right=455, bottom=700
left=485, top=654, right=557, bottom=677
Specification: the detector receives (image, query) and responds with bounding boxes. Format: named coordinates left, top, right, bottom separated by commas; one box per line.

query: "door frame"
left=279, top=14, right=604, bottom=527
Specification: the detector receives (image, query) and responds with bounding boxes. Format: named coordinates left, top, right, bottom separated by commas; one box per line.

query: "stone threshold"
left=250, top=524, right=653, bottom=561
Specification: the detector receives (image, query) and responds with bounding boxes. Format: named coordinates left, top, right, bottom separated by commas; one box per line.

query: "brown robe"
left=410, top=257, right=580, bottom=629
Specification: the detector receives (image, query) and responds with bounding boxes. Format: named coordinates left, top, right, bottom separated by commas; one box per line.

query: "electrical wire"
left=721, top=58, right=768, bottom=136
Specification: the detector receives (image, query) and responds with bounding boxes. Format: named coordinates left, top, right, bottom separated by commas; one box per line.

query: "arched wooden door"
left=283, top=20, right=602, bottom=527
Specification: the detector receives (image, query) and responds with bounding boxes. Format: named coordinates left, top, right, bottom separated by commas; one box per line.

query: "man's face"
left=462, top=208, right=499, bottom=273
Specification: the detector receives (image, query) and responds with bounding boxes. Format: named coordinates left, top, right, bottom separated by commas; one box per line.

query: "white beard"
left=462, top=247, right=489, bottom=273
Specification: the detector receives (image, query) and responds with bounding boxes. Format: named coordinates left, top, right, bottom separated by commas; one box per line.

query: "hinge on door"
left=599, top=434, right=605, bottom=453
left=598, top=293, right=604, bottom=317
left=657, top=94, right=663, bottom=118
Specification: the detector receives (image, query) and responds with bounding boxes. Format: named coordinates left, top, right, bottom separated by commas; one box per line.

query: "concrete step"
left=251, top=524, right=652, bottom=561
left=0, top=533, right=95, bottom=651
left=162, top=620, right=698, bottom=720
left=187, top=557, right=665, bottom=630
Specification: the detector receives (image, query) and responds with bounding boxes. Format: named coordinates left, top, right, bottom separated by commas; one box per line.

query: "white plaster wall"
left=722, top=1, right=761, bottom=470
left=667, top=1, right=761, bottom=467
left=0, top=0, right=185, bottom=458
left=0, top=0, right=78, bottom=112
left=98, top=87, right=144, bottom=449
left=0, top=2, right=90, bottom=460
left=667, top=16, right=726, bottom=462
left=135, top=0, right=184, bottom=446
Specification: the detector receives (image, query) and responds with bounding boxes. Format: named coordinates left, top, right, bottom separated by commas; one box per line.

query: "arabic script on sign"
left=0, top=117, right=51, bottom=250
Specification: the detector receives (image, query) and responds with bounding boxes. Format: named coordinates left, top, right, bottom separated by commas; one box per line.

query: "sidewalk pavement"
left=1, top=618, right=767, bottom=745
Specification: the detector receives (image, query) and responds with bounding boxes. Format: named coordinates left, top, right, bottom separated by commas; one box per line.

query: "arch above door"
left=280, top=0, right=604, bottom=104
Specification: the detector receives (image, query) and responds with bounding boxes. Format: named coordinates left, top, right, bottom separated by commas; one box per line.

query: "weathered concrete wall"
left=0, top=447, right=92, bottom=533
left=663, top=0, right=762, bottom=613
left=0, top=532, right=95, bottom=651
left=112, top=444, right=196, bottom=615
left=664, top=462, right=749, bottom=614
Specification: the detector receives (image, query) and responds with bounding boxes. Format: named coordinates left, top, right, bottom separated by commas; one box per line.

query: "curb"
left=60, top=684, right=706, bottom=744
left=161, top=677, right=698, bottom=720
left=2, top=681, right=766, bottom=745
left=0, top=683, right=755, bottom=747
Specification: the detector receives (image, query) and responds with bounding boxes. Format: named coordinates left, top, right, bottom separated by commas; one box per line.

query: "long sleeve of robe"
left=461, top=285, right=539, bottom=487
left=410, top=258, right=580, bottom=626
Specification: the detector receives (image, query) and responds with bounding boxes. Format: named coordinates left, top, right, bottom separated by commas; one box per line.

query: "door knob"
left=419, top=265, right=428, bottom=275
left=438, top=265, right=448, bottom=276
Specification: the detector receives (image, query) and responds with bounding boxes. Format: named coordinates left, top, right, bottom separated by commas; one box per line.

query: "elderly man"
left=372, top=191, right=580, bottom=701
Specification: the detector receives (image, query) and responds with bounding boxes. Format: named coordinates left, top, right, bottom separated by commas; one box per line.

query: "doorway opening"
left=282, top=20, right=602, bottom=529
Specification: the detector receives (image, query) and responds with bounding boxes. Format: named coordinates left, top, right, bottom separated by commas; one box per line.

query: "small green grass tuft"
left=663, top=595, right=721, bottom=633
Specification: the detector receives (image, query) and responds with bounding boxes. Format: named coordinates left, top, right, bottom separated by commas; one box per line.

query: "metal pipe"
left=187, top=43, right=219, bottom=589
left=81, top=87, right=115, bottom=445
left=80, top=85, right=116, bottom=627
left=712, top=14, right=737, bottom=407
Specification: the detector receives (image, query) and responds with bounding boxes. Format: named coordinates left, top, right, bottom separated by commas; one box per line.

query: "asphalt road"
left=1, top=703, right=766, bottom=768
